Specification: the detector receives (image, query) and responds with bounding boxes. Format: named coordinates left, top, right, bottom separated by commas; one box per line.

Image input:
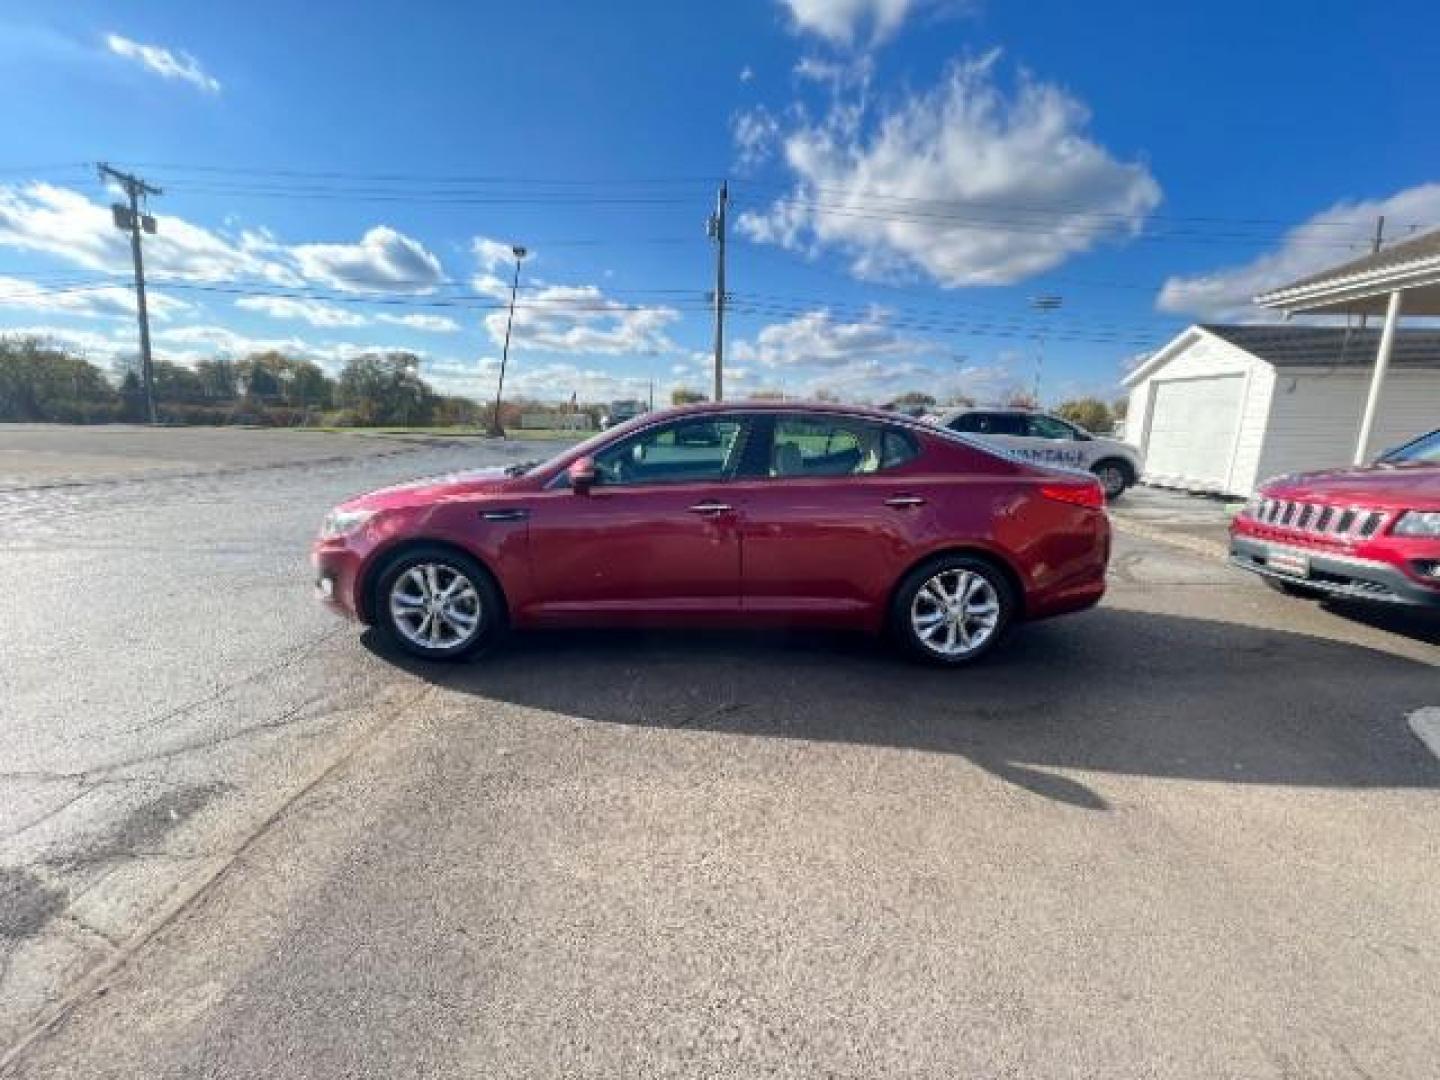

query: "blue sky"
left=1, top=0, right=1437, bottom=406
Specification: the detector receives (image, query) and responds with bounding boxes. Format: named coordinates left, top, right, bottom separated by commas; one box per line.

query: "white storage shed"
left=1122, top=324, right=1440, bottom=497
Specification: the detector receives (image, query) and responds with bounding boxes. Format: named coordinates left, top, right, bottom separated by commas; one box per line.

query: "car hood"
left=341, top=466, right=520, bottom=511
left=1260, top=463, right=1440, bottom=508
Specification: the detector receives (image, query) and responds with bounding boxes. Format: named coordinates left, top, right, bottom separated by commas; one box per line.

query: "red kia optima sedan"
left=311, top=403, right=1110, bottom=665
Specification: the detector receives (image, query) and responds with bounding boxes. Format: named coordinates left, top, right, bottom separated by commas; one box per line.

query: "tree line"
left=0, top=337, right=485, bottom=427
left=670, top=386, right=1127, bottom=432
left=2, top=334, right=1128, bottom=432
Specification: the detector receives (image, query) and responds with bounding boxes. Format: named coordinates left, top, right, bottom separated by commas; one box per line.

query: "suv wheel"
left=375, top=547, right=504, bottom=660
left=1092, top=459, right=1132, bottom=499
left=892, top=555, right=1016, bottom=666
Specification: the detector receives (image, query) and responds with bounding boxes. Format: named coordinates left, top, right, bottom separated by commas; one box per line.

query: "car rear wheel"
left=892, top=555, right=1016, bottom=666
left=1092, top=459, right=1132, bottom=499
left=374, top=547, right=504, bottom=660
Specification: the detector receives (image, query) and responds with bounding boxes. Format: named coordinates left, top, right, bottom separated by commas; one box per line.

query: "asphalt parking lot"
left=1, top=427, right=1438, bottom=1078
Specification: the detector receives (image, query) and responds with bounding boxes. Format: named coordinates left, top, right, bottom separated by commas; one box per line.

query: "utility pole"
left=1029, top=295, right=1062, bottom=405
left=1358, top=216, right=1385, bottom=331
left=98, top=163, right=161, bottom=424
left=707, top=181, right=728, bottom=402
left=489, top=245, right=527, bottom=437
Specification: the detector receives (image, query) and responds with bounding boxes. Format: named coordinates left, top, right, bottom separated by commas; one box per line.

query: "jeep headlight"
left=319, top=508, right=376, bottom=539
left=1392, top=511, right=1440, bottom=538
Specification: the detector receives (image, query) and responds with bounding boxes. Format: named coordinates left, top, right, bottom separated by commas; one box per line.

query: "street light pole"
left=489, top=245, right=527, bottom=437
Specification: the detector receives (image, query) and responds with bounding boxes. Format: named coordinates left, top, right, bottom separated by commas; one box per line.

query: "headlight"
left=319, top=508, right=376, bottom=539
left=1242, top=493, right=1264, bottom=518
left=1392, top=511, right=1440, bottom=538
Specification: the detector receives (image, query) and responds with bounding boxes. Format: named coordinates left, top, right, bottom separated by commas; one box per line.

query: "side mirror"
left=568, top=456, right=597, bottom=494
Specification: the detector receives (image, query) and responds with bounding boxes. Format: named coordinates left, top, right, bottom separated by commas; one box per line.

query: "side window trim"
left=590, top=415, right=749, bottom=489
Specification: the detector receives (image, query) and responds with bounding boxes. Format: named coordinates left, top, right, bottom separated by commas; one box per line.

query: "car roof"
left=649, top=400, right=909, bottom=424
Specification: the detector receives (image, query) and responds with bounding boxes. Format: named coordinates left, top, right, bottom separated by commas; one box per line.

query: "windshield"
left=1380, top=429, right=1440, bottom=465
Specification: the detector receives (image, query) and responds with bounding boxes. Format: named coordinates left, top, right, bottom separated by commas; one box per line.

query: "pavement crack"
left=119, top=628, right=345, bottom=737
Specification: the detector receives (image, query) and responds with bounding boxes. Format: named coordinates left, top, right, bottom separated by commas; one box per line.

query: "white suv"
left=929, top=408, right=1144, bottom=498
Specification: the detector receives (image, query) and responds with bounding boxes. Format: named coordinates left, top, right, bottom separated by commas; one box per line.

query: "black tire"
left=1092, top=459, right=1133, bottom=500
left=1264, top=576, right=1323, bottom=600
left=372, top=545, right=506, bottom=661
left=890, top=554, right=1017, bottom=666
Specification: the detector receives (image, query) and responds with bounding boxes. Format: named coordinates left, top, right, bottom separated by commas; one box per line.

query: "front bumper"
left=1230, top=535, right=1440, bottom=609
left=310, top=540, right=366, bottom=621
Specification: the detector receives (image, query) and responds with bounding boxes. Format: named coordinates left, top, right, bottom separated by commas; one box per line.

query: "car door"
left=731, top=413, right=930, bottom=625
left=1020, top=414, right=1090, bottom=470
left=524, top=415, right=748, bottom=622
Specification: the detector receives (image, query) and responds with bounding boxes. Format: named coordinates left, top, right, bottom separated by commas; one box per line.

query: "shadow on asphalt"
left=1321, top=601, right=1440, bottom=646
left=363, top=607, right=1440, bottom=812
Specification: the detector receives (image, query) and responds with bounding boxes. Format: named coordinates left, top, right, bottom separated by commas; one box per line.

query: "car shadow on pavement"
left=363, top=607, right=1440, bottom=811
left=1320, top=600, right=1440, bottom=646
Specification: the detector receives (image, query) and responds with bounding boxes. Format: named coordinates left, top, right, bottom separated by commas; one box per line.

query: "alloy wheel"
left=909, top=568, right=1001, bottom=658
left=388, top=562, right=483, bottom=651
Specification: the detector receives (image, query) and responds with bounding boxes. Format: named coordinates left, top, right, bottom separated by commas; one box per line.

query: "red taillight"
left=1041, top=481, right=1105, bottom=510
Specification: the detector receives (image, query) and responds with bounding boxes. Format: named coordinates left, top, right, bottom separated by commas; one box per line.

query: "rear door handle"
left=688, top=501, right=734, bottom=515
left=481, top=508, right=529, bottom=522
left=884, top=495, right=926, bottom=509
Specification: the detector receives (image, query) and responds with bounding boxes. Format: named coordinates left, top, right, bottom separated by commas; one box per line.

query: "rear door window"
left=767, top=416, right=912, bottom=478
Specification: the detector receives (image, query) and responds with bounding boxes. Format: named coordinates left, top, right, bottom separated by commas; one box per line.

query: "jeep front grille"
left=1255, top=499, right=1386, bottom=539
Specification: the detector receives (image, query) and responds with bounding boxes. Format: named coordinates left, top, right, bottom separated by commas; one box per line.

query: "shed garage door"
left=1144, top=375, right=1244, bottom=488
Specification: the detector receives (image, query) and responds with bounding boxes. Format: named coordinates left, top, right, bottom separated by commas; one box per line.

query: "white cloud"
left=739, top=65, right=756, bottom=83
left=292, top=226, right=443, bottom=293
left=733, top=307, right=921, bottom=368
left=1156, top=183, right=1440, bottom=321
left=727, top=308, right=1028, bottom=402
left=778, top=0, right=959, bottom=46
left=235, top=295, right=368, bottom=328
left=0, top=275, right=187, bottom=320
left=738, top=51, right=1162, bottom=287
left=0, top=183, right=300, bottom=286
left=376, top=312, right=461, bottom=333
left=472, top=272, right=680, bottom=356
left=105, top=33, right=220, bottom=94
left=422, top=354, right=656, bottom=404
left=732, top=107, right=782, bottom=171
left=472, top=236, right=525, bottom=274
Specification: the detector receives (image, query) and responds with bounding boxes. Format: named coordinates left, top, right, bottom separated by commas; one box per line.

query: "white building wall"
left=1124, top=330, right=1273, bottom=496
left=1254, top=368, right=1440, bottom=485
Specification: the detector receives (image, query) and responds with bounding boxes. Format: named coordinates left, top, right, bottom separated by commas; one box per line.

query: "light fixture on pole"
left=489, top=245, right=527, bottom=437
left=1029, top=295, right=1062, bottom=405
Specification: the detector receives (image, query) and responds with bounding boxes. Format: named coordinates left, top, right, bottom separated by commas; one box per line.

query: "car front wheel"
left=374, top=547, right=504, bottom=660
left=892, top=556, right=1016, bottom=666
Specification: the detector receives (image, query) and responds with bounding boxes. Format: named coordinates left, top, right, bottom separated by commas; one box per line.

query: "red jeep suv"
left=1230, top=428, right=1440, bottom=608
left=312, top=403, right=1110, bottom=665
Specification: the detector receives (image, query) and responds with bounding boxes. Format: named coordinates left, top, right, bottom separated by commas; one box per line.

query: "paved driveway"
left=2, top=428, right=1438, bottom=1078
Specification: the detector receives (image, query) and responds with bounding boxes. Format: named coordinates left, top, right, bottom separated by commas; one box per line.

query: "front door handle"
left=884, top=495, right=927, bottom=509
left=688, top=501, right=734, bottom=515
